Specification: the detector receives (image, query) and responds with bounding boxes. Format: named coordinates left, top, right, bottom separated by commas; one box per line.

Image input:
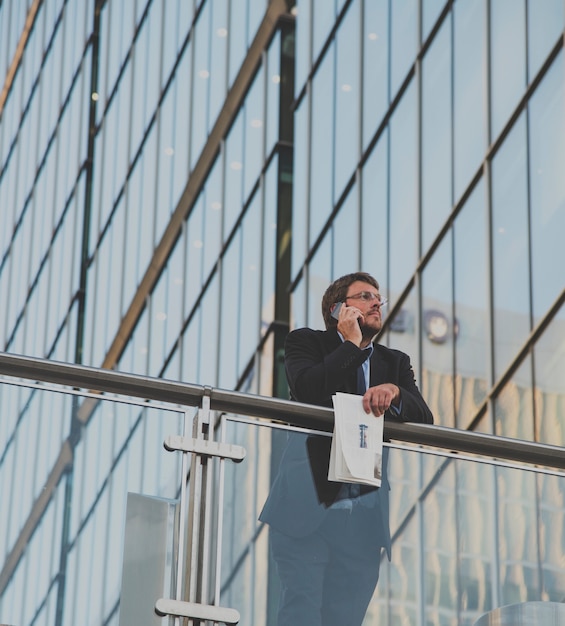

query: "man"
left=260, top=272, right=433, bottom=626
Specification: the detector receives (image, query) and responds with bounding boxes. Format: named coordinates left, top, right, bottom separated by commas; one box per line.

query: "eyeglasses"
left=344, top=291, right=388, bottom=307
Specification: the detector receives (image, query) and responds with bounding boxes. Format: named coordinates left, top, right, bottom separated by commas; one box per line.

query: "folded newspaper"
left=328, top=392, right=384, bottom=487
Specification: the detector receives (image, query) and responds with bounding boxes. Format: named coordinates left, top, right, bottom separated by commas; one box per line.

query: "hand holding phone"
left=331, top=302, right=344, bottom=320
left=332, top=302, right=362, bottom=327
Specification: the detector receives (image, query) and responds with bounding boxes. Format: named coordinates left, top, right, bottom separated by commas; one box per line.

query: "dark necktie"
left=357, top=366, right=366, bottom=395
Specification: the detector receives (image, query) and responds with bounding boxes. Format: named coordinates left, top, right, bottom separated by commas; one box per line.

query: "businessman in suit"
left=260, top=272, right=433, bottom=626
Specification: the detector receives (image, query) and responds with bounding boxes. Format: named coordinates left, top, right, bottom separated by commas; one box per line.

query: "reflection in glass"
left=495, top=357, right=534, bottom=441
left=454, top=179, right=489, bottom=429
left=422, top=235, right=455, bottom=427
left=534, top=302, right=565, bottom=447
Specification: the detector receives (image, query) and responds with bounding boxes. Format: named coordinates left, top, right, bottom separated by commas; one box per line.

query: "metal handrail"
left=0, top=351, right=564, bottom=470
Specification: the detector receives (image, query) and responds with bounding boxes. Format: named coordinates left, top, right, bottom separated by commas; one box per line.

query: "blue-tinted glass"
left=262, top=156, right=279, bottom=326
left=453, top=0, right=486, bottom=202
left=422, top=18, right=452, bottom=252
left=527, top=0, right=564, bottom=80
left=209, top=0, right=229, bottom=127
left=165, top=240, right=185, bottom=358
left=224, top=113, right=244, bottom=239
left=492, top=115, right=530, bottom=380
left=266, top=31, right=281, bottom=155
left=422, top=234, right=455, bottom=427
left=422, top=0, right=447, bottom=41
left=202, top=157, right=224, bottom=280
left=390, top=0, right=418, bottom=97
left=529, top=52, right=565, bottom=323
left=362, top=0, right=389, bottom=148
left=219, top=231, right=241, bottom=388
left=309, top=47, right=335, bottom=246
left=228, top=0, right=249, bottom=87
left=182, top=308, right=202, bottom=384
left=307, top=237, right=332, bottom=329
left=184, top=196, right=204, bottom=315
left=172, top=46, right=192, bottom=209
left=199, top=276, right=220, bottom=384
left=332, top=183, right=359, bottom=278
left=243, top=65, right=265, bottom=201
left=239, top=193, right=262, bottom=374
left=454, top=179, right=489, bottom=428
left=361, top=132, right=388, bottom=281
left=294, top=0, right=312, bottom=97
left=191, top=2, right=212, bottom=170
left=312, top=0, right=337, bottom=65
left=334, top=0, right=360, bottom=201
left=389, top=82, right=418, bottom=295
left=490, top=0, right=526, bottom=141
left=291, top=98, right=308, bottom=279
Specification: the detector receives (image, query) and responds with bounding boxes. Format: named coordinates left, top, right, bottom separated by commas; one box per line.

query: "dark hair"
left=321, top=272, right=380, bottom=329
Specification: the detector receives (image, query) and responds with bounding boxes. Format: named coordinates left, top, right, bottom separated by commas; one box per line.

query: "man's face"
left=344, top=280, right=384, bottom=336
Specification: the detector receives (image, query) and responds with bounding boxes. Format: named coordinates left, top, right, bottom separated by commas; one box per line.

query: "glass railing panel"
left=0, top=380, right=184, bottom=626
left=217, top=417, right=565, bottom=626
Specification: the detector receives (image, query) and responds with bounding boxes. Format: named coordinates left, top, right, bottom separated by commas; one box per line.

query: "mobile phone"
left=331, top=302, right=344, bottom=320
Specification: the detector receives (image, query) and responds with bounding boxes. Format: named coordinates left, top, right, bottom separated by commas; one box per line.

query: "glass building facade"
left=0, top=0, right=564, bottom=624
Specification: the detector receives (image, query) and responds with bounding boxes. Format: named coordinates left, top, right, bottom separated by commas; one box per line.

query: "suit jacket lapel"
left=370, top=345, right=390, bottom=387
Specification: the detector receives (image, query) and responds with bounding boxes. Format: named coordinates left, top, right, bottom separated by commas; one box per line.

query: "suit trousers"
left=270, top=503, right=385, bottom=626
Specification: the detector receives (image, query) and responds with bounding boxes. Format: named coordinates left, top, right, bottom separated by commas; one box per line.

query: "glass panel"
left=422, top=234, right=455, bottom=427
left=390, top=0, right=418, bottom=98
left=453, top=0, right=486, bottom=203
left=361, top=130, right=388, bottom=280
left=191, top=1, right=212, bottom=171
left=490, top=0, right=526, bottom=141
left=291, top=98, right=309, bottom=279
left=534, top=302, right=565, bottom=447
left=362, top=0, right=389, bottom=149
left=221, top=419, right=565, bottom=626
left=0, top=381, right=183, bottom=626
left=454, top=179, right=489, bottom=429
left=389, top=82, right=418, bottom=295
left=491, top=115, right=530, bottom=380
left=527, top=0, right=564, bottom=80
left=332, top=184, right=359, bottom=278
left=309, top=46, right=335, bottom=246
left=422, top=0, right=447, bottom=42
left=307, top=238, right=332, bottom=330
left=334, top=0, right=360, bottom=201
left=495, top=357, right=534, bottom=440
left=528, top=52, right=565, bottom=324
left=422, top=17, right=452, bottom=252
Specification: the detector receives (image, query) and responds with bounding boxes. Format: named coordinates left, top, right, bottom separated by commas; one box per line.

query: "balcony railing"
left=0, top=351, right=564, bottom=626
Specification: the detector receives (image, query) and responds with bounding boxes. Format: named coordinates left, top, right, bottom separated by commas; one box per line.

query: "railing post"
left=158, top=390, right=245, bottom=624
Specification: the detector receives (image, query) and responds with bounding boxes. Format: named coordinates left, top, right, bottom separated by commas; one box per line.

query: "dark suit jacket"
left=260, top=327, right=434, bottom=557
